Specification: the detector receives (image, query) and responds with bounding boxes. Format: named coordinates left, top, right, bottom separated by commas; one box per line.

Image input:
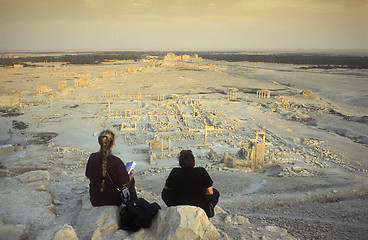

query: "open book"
left=126, top=161, right=136, bottom=175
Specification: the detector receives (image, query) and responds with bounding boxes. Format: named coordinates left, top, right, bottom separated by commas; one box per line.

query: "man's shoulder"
left=194, top=167, right=207, bottom=172
left=169, top=167, right=182, bottom=175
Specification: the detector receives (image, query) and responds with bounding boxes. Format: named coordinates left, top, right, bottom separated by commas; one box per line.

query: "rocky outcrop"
left=36, top=203, right=220, bottom=240
left=0, top=168, right=294, bottom=240
left=36, top=224, right=79, bottom=240
left=0, top=216, right=29, bottom=240
left=74, top=195, right=120, bottom=240
left=111, top=205, right=220, bottom=240
left=0, top=170, right=55, bottom=231
left=150, top=206, right=220, bottom=240
left=16, top=169, right=50, bottom=183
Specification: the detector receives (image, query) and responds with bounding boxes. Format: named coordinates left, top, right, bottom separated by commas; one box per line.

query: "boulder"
left=1, top=189, right=56, bottom=229
left=53, top=224, right=79, bottom=240
left=150, top=206, right=220, bottom=240
left=73, top=198, right=220, bottom=240
left=16, top=170, right=50, bottom=183
left=36, top=224, right=78, bottom=240
left=301, top=90, right=314, bottom=96
left=75, top=195, right=119, bottom=240
left=0, top=172, right=55, bottom=230
left=0, top=216, right=29, bottom=240
left=110, top=206, right=220, bottom=240
left=265, top=225, right=288, bottom=237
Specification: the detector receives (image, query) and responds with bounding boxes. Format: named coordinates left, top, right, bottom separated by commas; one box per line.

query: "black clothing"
left=85, top=152, right=136, bottom=206
left=162, top=167, right=219, bottom=216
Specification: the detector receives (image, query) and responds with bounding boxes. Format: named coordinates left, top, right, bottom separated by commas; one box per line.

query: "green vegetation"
left=0, top=51, right=153, bottom=66
left=0, top=51, right=367, bottom=69
left=198, top=52, right=368, bottom=69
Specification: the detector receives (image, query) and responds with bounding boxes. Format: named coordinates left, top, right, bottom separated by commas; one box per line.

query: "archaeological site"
left=0, top=51, right=368, bottom=239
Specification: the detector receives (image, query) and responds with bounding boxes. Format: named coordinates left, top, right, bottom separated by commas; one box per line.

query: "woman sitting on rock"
left=86, top=130, right=137, bottom=206
left=162, top=150, right=220, bottom=217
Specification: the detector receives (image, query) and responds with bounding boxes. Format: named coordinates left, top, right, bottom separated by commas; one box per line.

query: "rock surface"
left=150, top=206, right=220, bottom=240
left=0, top=216, right=29, bottom=240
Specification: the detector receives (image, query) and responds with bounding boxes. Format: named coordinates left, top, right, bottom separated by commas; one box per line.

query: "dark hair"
left=98, top=130, right=115, bottom=192
left=179, top=150, right=195, bottom=168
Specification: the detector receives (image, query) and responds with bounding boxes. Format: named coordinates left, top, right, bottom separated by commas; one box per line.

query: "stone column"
left=108, top=100, right=111, bottom=118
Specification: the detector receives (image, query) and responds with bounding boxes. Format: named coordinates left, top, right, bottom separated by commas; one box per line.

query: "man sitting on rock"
left=162, top=150, right=219, bottom=217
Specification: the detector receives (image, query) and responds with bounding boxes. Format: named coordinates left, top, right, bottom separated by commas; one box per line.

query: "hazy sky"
left=0, top=0, right=367, bottom=51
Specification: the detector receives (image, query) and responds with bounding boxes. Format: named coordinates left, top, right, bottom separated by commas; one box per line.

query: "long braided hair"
left=98, top=130, right=115, bottom=192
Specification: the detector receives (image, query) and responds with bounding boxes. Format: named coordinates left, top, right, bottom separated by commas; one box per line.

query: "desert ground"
left=1, top=53, right=368, bottom=239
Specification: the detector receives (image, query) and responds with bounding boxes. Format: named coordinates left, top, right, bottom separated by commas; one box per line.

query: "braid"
left=98, top=130, right=115, bottom=192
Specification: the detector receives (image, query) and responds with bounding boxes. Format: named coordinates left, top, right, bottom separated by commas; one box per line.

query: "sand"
left=1, top=55, right=368, bottom=239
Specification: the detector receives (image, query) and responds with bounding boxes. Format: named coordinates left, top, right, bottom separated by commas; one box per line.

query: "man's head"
left=179, top=150, right=195, bottom=168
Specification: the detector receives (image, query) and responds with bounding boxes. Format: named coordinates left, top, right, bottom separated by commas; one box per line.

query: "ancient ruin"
left=57, top=81, right=68, bottom=91
left=257, top=90, right=271, bottom=98
left=102, top=89, right=119, bottom=98
left=160, top=134, right=171, bottom=158
left=249, top=132, right=266, bottom=170
left=0, top=90, right=21, bottom=108
left=227, top=89, right=238, bottom=101
left=102, top=71, right=115, bottom=79
left=13, top=64, right=23, bottom=68
left=128, top=66, right=137, bottom=73
left=157, top=94, right=165, bottom=101
left=37, top=85, right=49, bottom=94
left=1, top=51, right=368, bottom=240
left=77, top=76, right=90, bottom=88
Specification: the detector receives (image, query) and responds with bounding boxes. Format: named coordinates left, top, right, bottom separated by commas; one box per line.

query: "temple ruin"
left=103, top=89, right=120, bottom=98
left=103, top=71, right=115, bottom=79
left=257, top=90, right=271, bottom=98
left=227, top=89, right=238, bottom=101
left=57, top=81, right=68, bottom=91
left=37, top=85, right=49, bottom=94
left=160, top=134, right=171, bottom=158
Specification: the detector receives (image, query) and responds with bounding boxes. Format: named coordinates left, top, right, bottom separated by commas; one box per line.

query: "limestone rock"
left=150, top=206, right=220, bottom=240
left=301, top=90, right=314, bottom=96
left=53, top=224, right=79, bottom=240
left=207, top=149, right=219, bottom=161
left=265, top=225, right=288, bottom=236
left=223, top=152, right=236, bottom=168
left=16, top=170, right=50, bottom=183
left=36, top=224, right=78, bottom=240
left=233, top=215, right=250, bottom=225
left=0, top=216, right=29, bottom=240
left=75, top=195, right=119, bottom=240
left=0, top=188, right=55, bottom=229
left=121, top=205, right=220, bottom=240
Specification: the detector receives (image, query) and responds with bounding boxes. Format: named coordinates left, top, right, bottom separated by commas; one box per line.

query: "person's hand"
left=206, top=186, right=214, bottom=195
left=130, top=169, right=135, bottom=178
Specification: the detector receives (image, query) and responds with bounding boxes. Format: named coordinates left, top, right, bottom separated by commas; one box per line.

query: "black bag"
left=204, top=202, right=215, bottom=218
left=120, top=198, right=161, bottom=232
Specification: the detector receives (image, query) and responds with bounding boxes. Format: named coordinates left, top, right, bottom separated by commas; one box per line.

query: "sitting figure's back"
left=162, top=150, right=219, bottom=217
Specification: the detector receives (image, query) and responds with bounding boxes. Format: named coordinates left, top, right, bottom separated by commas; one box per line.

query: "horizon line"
left=1, top=48, right=367, bottom=56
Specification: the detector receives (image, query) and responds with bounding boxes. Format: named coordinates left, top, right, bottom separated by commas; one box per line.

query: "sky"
left=0, top=0, right=367, bottom=51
